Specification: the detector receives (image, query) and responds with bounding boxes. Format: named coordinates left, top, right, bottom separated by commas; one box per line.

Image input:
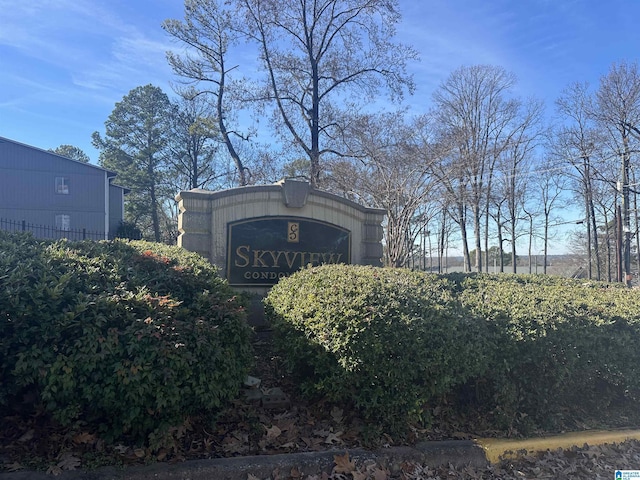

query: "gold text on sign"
left=234, top=246, right=343, bottom=268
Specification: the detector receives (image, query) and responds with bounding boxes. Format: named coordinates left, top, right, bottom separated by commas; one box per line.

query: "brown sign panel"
left=227, top=216, right=351, bottom=286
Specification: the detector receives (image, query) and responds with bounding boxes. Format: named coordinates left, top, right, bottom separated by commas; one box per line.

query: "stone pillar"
left=175, top=190, right=213, bottom=262
left=361, top=211, right=385, bottom=266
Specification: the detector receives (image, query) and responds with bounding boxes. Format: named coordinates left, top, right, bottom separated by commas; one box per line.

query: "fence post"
left=22, top=220, right=26, bottom=231
left=83, top=228, right=86, bottom=240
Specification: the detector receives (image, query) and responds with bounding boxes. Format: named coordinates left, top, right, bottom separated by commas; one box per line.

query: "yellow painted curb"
left=476, top=429, right=640, bottom=463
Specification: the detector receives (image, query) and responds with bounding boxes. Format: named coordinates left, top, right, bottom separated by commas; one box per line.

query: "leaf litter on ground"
left=2, top=334, right=640, bottom=477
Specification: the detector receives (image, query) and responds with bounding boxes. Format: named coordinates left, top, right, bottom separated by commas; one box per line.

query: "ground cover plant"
left=0, top=231, right=252, bottom=446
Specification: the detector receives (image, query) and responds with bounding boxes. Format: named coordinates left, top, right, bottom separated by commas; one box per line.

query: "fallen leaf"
left=372, top=467, right=388, bottom=480
left=73, top=432, right=96, bottom=444
left=333, top=452, right=356, bottom=474
left=247, top=474, right=261, bottom=480
left=222, top=435, right=248, bottom=454
left=113, top=444, right=129, bottom=454
left=324, top=432, right=343, bottom=445
left=57, top=452, right=81, bottom=471
left=330, top=407, right=343, bottom=424
left=46, top=465, right=63, bottom=476
left=17, top=429, right=34, bottom=443
left=4, top=462, right=24, bottom=472
left=266, top=425, right=282, bottom=441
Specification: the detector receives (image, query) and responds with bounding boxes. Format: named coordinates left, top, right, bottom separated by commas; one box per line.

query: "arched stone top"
left=176, top=179, right=385, bottom=217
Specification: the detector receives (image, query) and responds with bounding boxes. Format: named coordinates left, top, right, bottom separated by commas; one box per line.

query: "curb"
left=3, top=430, right=640, bottom=479
left=0, top=441, right=485, bottom=480
left=476, top=428, right=640, bottom=463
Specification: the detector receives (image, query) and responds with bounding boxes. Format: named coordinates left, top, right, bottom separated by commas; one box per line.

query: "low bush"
left=264, top=264, right=492, bottom=433
left=266, top=266, right=640, bottom=435
left=0, top=231, right=252, bottom=443
left=455, top=274, right=640, bottom=432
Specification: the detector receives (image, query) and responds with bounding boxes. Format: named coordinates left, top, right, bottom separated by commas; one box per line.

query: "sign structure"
left=227, top=216, right=351, bottom=286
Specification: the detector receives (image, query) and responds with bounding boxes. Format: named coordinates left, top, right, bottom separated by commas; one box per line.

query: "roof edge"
left=0, top=136, right=117, bottom=177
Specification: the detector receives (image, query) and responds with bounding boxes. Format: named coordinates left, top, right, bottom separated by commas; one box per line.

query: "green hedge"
left=264, top=265, right=491, bottom=432
left=266, top=266, right=640, bottom=435
left=455, top=273, right=640, bottom=432
left=0, top=231, right=252, bottom=442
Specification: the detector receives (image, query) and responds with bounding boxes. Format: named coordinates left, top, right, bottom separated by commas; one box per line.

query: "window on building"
left=55, top=177, right=69, bottom=194
left=55, top=214, right=71, bottom=231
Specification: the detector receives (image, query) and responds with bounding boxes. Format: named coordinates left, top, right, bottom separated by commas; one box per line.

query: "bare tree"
left=534, top=157, right=569, bottom=274
left=164, top=0, right=251, bottom=185
left=429, top=132, right=473, bottom=271
left=234, top=0, right=416, bottom=187
left=593, top=61, right=640, bottom=286
left=488, top=194, right=509, bottom=272
left=499, top=99, right=545, bottom=274
left=432, top=65, right=520, bottom=272
left=553, top=82, right=604, bottom=279
left=328, top=112, right=437, bottom=267
left=591, top=167, right=618, bottom=282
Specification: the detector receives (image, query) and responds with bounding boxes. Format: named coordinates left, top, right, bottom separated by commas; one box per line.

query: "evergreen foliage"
left=0, top=231, right=252, bottom=443
left=266, top=266, right=640, bottom=434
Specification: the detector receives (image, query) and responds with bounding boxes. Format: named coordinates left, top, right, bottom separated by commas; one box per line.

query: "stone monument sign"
left=175, top=179, right=385, bottom=293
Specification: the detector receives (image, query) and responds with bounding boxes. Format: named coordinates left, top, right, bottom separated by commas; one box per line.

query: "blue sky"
left=1, top=0, right=639, bottom=164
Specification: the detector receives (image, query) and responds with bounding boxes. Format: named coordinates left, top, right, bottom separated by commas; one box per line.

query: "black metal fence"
left=0, top=218, right=106, bottom=241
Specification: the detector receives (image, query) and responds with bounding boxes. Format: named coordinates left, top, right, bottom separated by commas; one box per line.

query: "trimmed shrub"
left=264, top=264, right=491, bottom=432
left=266, top=267, right=640, bottom=435
left=455, top=274, right=640, bottom=432
left=0, top=231, right=252, bottom=442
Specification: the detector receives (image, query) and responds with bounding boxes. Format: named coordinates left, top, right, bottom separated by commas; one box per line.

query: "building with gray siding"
left=0, top=136, right=126, bottom=240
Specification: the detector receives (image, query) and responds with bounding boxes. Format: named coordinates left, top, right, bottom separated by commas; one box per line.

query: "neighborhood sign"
left=227, top=216, right=351, bottom=286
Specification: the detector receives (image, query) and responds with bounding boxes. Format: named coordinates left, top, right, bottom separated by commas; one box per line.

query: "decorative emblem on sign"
left=288, top=222, right=299, bottom=243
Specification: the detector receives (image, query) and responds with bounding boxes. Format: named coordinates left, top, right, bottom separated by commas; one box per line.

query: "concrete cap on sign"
left=277, top=178, right=310, bottom=208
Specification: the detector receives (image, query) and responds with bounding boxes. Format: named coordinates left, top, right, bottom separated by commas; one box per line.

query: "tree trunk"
left=602, top=207, right=612, bottom=283
left=473, top=204, right=482, bottom=272
left=458, top=203, right=472, bottom=272
left=528, top=215, right=533, bottom=274
left=584, top=174, right=593, bottom=280
left=634, top=188, right=640, bottom=282
left=498, top=235, right=505, bottom=272
left=149, top=182, right=161, bottom=243
left=543, top=213, right=549, bottom=274
left=217, top=75, right=247, bottom=186
left=439, top=209, right=447, bottom=273
left=589, top=192, right=601, bottom=281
